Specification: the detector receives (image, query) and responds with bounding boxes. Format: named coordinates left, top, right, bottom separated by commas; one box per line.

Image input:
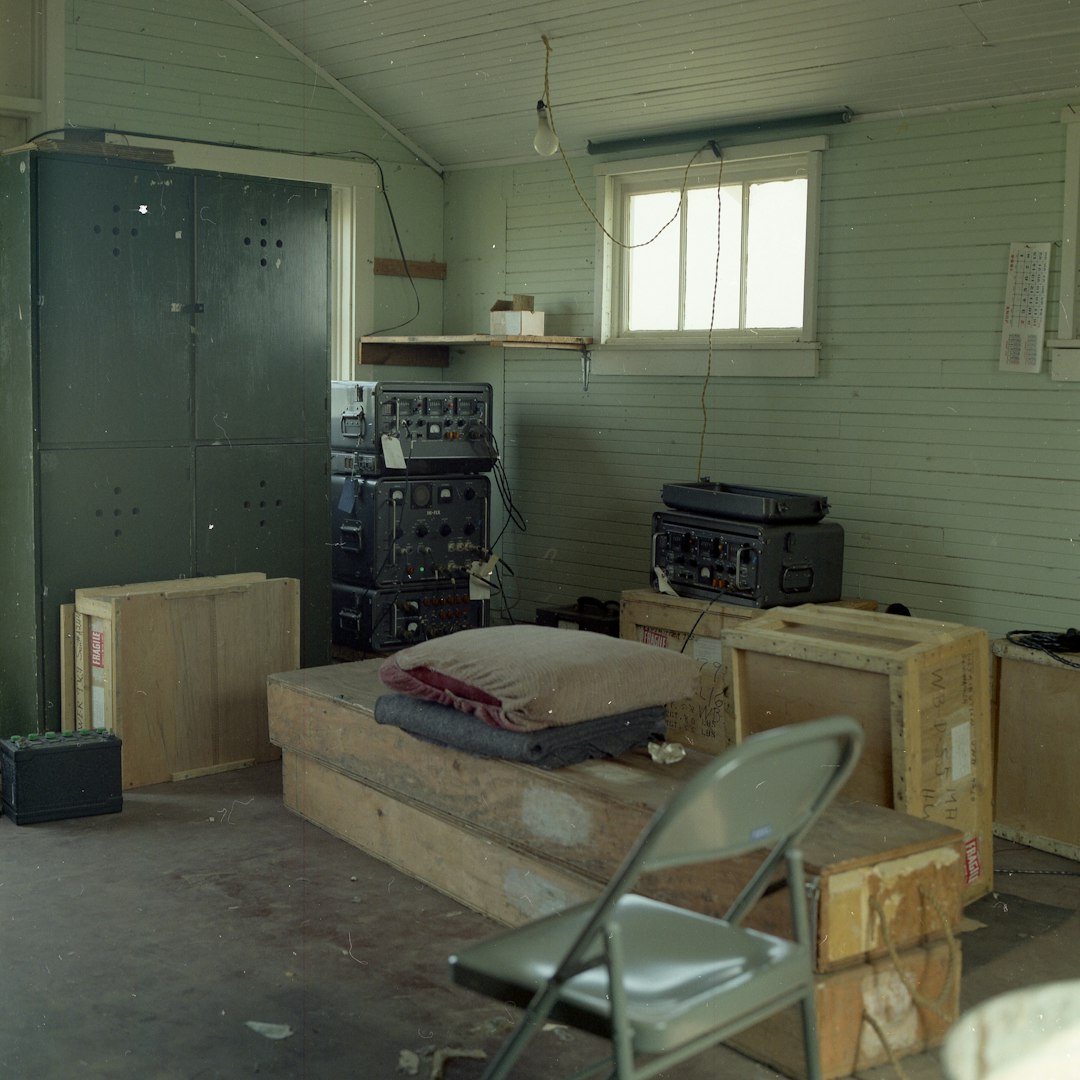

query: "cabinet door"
left=193, top=175, right=329, bottom=442
left=194, top=442, right=328, bottom=666
left=194, top=443, right=307, bottom=578
left=36, top=157, right=194, bottom=446
left=38, top=446, right=195, bottom=729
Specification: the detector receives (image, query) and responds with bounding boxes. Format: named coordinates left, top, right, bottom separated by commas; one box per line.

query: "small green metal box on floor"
left=1, top=730, right=123, bottom=825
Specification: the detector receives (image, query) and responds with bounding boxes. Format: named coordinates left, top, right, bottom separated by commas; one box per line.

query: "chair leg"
left=604, top=923, right=635, bottom=1080
left=479, top=983, right=567, bottom=1080
left=481, top=1009, right=548, bottom=1080
left=799, top=988, right=824, bottom=1080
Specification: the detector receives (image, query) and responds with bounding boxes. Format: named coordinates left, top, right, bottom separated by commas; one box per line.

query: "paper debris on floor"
left=245, top=1021, right=294, bottom=1040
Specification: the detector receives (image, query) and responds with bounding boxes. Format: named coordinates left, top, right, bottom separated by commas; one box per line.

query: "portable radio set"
left=330, top=381, right=493, bottom=653
left=328, top=380, right=841, bottom=640
left=651, top=480, right=844, bottom=607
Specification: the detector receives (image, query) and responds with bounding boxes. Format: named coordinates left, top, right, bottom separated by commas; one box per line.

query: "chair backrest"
left=636, top=715, right=863, bottom=875
left=552, top=716, right=862, bottom=988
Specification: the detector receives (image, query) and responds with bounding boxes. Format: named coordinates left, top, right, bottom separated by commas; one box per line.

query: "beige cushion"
left=379, top=624, right=698, bottom=732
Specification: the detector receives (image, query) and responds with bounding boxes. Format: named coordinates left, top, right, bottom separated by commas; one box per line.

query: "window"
left=593, top=137, right=826, bottom=372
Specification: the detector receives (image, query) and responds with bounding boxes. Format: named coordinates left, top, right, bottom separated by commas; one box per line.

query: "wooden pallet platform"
left=268, top=661, right=965, bottom=973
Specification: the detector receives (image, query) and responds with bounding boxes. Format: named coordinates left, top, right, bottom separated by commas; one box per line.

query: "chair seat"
left=450, top=893, right=810, bottom=1055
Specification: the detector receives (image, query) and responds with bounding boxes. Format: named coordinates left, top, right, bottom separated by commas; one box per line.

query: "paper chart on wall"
left=999, top=242, right=1050, bottom=373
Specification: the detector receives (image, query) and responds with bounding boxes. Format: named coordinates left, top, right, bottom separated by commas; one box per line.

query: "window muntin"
left=597, top=141, right=823, bottom=350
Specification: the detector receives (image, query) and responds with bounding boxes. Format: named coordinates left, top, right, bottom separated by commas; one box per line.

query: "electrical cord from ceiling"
left=24, top=125, right=425, bottom=337
left=697, top=159, right=725, bottom=481
left=539, top=34, right=716, bottom=253
left=476, top=421, right=525, bottom=625
left=334, top=148, right=422, bottom=336
left=538, top=36, right=724, bottom=479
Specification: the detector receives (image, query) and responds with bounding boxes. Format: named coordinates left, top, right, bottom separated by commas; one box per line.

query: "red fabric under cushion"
left=378, top=658, right=505, bottom=727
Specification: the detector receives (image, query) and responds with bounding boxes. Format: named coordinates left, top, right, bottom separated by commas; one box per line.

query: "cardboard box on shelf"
left=490, top=297, right=545, bottom=336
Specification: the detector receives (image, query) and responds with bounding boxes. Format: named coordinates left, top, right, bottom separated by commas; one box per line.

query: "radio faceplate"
left=651, top=511, right=844, bottom=607
left=330, top=380, right=495, bottom=474
left=331, top=474, right=490, bottom=588
left=332, top=582, right=488, bottom=653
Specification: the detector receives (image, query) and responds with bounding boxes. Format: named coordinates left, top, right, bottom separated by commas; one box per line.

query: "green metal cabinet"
left=0, top=150, right=331, bottom=736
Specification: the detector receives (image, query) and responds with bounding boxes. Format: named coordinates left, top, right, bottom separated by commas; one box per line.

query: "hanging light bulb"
left=534, top=99, right=559, bottom=156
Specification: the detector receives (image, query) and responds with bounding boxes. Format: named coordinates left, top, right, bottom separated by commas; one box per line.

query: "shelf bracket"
left=581, top=347, right=592, bottom=391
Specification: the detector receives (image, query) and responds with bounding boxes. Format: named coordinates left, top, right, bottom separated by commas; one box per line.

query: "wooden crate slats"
left=70, top=574, right=296, bottom=788
left=727, top=605, right=993, bottom=903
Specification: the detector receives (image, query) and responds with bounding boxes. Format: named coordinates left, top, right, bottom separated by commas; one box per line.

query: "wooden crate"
left=993, top=638, right=1080, bottom=860
left=619, top=590, right=877, bottom=754
left=280, top=749, right=602, bottom=925
left=71, top=573, right=299, bottom=788
left=269, top=661, right=965, bottom=972
left=730, top=937, right=961, bottom=1080
left=726, top=605, right=993, bottom=903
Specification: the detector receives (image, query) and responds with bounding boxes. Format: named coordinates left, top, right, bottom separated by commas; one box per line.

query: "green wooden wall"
left=59, top=1, right=1080, bottom=637
left=62, top=0, right=445, bottom=338
left=445, top=101, right=1080, bottom=637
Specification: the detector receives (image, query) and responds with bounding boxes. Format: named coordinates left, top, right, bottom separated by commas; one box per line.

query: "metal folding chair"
left=449, top=715, right=864, bottom=1080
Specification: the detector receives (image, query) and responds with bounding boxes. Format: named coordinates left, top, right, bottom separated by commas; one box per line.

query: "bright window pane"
left=745, top=178, right=807, bottom=328
left=627, top=191, right=680, bottom=331
left=684, top=185, right=742, bottom=330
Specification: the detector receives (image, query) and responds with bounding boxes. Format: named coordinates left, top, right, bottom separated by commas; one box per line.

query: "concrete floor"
left=2, top=762, right=1078, bottom=1080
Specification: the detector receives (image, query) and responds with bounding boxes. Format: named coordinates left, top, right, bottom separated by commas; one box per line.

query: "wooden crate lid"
left=724, top=603, right=985, bottom=668
left=75, top=572, right=269, bottom=615
left=803, top=798, right=962, bottom=875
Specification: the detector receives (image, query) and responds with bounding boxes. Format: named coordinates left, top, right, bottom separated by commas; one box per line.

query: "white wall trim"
left=592, top=345, right=819, bottom=378
left=0, top=0, right=64, bottom=134
left=1057, top=104, right=1080, bottom=342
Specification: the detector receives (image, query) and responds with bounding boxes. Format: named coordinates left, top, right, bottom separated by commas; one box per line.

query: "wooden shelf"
left=358, top=334, right=593, bottom=368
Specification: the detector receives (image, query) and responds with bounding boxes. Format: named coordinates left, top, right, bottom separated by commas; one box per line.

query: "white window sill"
left=591, top=342, right=820, bottom=378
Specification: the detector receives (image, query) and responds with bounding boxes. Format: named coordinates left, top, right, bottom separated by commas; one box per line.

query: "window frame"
left=592, top=136, right=827, bottom=373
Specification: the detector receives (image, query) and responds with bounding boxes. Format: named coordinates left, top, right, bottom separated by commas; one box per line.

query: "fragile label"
left=640, top=627, right=669, bottom=649
left=964, top=836, right=982, bottom=883
left=90, top=629, right=105, bottom=669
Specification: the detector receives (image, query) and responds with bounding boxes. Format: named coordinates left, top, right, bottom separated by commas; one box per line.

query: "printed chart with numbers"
left=999, top=242, right=1051, bottom=373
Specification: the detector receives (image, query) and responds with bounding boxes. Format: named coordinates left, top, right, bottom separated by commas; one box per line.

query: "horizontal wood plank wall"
left=488, top=101, right=1080, bottom=636
left=63, top=0, right=419, bottom=162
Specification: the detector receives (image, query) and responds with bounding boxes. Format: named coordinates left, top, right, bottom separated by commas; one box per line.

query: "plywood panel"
left=993, top=640, right=1080, bottom=859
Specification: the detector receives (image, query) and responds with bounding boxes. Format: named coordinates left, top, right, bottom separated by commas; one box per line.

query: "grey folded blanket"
left=374, top=693, right=666, bottom=769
